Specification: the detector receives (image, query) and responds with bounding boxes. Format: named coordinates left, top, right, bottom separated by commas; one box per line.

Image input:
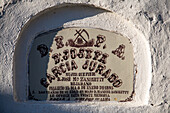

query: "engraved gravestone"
left=28, top=28, right=134, bottom=101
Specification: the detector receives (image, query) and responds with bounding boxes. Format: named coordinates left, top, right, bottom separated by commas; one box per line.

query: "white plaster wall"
left=0, top=0, right=169, bottom=113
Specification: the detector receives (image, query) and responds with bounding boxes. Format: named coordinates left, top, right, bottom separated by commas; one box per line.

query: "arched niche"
left=13, top=3, right=151, bottom=106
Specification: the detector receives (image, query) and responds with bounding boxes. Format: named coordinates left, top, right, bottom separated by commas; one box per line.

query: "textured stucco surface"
left=0, top=0, right=169, bottom=113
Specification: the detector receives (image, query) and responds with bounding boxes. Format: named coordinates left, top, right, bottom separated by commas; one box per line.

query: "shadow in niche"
left=34, top=4, right=111, bottom=29
left=27, top=4, right=108, bottom=101
left=28, top=29, right=57, bottom=101
left=28, top=29, right=93, bottom=102
left=14, top=3, right=109, bottom=102
left=0, top=93, right=77, bottom=113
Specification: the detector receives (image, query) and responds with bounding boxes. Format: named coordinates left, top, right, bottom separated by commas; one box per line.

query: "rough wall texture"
left=0, top=0, right=169, bottom=113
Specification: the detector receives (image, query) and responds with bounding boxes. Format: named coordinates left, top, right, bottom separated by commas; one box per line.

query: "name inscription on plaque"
left=28, top=28, right=134, bottom=102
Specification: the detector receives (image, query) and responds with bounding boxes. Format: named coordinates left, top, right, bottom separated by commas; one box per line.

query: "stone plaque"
left=28, top=28, right=134, bottom=102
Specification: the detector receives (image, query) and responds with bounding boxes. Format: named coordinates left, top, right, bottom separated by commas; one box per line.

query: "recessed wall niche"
left=13, top=4, right=151, bottom=106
